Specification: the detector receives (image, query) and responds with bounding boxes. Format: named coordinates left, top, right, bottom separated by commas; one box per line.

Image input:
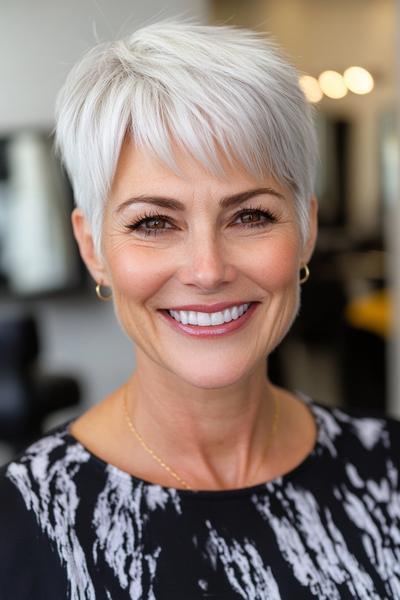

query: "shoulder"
left=0, top=418, right=91, bottom=509
left=0, top=420, right=86, bottom=596
left=312, top=400, right=400, bottom=449
left=0, top=417, right=95, bottom=552
left=0, top=417, right=89, bottom=521
left=309, top=399, right=400, bottom=480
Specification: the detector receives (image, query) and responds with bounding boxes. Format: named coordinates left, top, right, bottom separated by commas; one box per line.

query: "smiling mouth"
left=163, top=302, right=254, bottom=327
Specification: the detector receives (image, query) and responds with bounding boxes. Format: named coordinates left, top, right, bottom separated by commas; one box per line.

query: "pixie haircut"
left=55, top=21, right=318, bottom=255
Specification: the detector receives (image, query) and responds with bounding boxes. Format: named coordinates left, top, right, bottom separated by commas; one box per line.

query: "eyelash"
left=125, top=205, right=279, bottom=238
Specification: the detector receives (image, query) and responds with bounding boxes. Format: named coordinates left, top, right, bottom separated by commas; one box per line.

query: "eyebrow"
left=115, top=187, right=285, bottom=214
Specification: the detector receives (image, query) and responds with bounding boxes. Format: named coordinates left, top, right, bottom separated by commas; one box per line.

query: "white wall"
left=35, top=295, right=135, bottom=416
left=0, top=0, right=208, bottom=132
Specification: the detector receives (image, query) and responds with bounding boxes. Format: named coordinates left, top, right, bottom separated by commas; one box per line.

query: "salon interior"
left=0, top=0, right=398, bottom=463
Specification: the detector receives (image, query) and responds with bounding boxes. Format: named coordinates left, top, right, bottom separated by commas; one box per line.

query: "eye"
left=232, top=206, right=279, bottom=229
left=125, top=212, right=174, bottom=237
left=125, top=205, right=279, bottom=238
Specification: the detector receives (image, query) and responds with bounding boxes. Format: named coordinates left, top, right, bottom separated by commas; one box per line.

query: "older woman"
left=1, top=20, right=399, bottom=600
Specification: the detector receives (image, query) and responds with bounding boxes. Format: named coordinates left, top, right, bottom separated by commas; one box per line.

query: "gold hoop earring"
left=95, top=283, right=112, bottom=301
left=299, top=264, right=310, bottom=284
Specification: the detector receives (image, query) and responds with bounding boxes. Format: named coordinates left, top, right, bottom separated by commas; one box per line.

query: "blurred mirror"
left=0, top=131, right=80, bottom=296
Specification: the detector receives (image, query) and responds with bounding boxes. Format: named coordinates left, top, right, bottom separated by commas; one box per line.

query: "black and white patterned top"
left=0, top=398, right=400, bottom=600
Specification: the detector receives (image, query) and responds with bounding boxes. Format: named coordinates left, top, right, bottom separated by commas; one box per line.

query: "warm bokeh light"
left=318, top=70, right=348, bottom=99
left=343, top=66, right=374, bottom=95
left=299, top=75, right=323, bottom=103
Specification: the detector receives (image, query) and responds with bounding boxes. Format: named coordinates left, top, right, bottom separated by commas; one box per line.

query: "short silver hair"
left=55, top=21, right=318, bottom=255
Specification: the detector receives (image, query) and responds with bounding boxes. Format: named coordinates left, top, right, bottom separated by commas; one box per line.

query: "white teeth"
left=168, top=303, right=251, bottom=326
left=188, top=311, right=198, bottom=325
left=223, top=308, right=232, bottom=322
left=197, top=312, right=211, bottom=326
left=211, top=311, right=225, bottom=326
left=179, top=311, right=189, bottom=325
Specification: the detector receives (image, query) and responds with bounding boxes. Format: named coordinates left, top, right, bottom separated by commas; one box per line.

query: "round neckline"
left=62, top=394, right=327, bottom=499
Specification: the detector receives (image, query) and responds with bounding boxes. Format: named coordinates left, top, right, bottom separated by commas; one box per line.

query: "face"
left=74, top=140, right=317, bottom=389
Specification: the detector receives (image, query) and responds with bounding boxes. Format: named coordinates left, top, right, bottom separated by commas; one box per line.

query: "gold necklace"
left=122, top=386, right=280, bottom=492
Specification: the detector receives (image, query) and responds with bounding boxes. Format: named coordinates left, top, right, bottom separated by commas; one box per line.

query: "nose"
left=177, top=232, right=236, bottom=290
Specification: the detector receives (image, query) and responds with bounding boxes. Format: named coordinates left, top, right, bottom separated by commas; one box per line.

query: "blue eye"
left=126, top=205, right=279, bottom=238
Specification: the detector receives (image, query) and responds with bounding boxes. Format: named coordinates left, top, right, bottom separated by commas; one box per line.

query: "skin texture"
left=71, top=140, right=318, bottom=491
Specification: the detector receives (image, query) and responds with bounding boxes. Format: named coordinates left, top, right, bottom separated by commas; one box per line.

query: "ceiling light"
left=299, top=75, right=323, bottom=103
left=318, top=70, right=348, bottom=99
left=343, top=66, right=374, bottom=95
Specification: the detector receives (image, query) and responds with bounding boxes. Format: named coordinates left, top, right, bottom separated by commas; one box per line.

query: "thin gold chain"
left=122, top=386, right=280, bottom=492
left=123, top=388, right=192, bottom=490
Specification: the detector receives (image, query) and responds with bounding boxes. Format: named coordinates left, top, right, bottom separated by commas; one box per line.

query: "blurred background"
left=0, top=0, right=399, bottom=463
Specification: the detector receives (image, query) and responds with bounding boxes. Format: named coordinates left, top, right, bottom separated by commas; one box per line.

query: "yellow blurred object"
left=345, top=289, right=391, bottom=339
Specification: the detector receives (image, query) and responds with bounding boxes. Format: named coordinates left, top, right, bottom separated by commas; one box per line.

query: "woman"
left=1, top=21, right=399, bottom=600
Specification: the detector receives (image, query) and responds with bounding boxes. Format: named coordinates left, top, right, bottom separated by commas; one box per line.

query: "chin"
left=168, top=356, right=258, bottom=390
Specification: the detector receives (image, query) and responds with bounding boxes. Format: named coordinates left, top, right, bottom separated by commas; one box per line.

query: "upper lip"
left=163, top=301, right=255, bottom=313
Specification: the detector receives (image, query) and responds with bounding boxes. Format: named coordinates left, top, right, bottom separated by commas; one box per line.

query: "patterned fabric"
left=0, top=399, right=400, bottom=599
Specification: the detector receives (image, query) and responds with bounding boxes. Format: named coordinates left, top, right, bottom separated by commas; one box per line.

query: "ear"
left=71, top=208, right=109, bottom=285
left=301, top=195, right=318, bottom=265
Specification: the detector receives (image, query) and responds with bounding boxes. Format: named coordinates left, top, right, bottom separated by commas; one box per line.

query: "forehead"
left=110, top=138, right=291, bottom=204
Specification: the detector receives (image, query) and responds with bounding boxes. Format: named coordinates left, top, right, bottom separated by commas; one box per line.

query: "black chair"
left=0, top=314, right=81, bottom=453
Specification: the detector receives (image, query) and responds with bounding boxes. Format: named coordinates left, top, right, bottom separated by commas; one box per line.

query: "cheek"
left=104, top=231, right=301, bottom=302
left=246, top=236, right=301, bottom=291
left=106, top=246, right=171, bottom=302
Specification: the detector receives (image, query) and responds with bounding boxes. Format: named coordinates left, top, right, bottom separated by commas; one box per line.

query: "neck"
left=125, top=355, right=279, bottom=490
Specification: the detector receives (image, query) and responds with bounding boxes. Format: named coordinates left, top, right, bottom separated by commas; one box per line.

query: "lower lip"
left=158, top=303, right=259, bottom=338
